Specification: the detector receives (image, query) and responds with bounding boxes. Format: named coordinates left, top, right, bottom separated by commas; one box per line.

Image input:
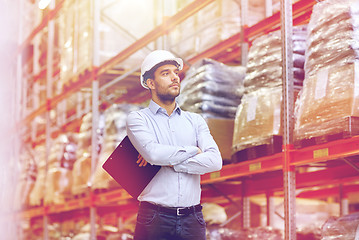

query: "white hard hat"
left=140, top=50, right=183, bottom=89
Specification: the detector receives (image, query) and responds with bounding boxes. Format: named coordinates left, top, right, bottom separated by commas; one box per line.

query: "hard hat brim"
left=140, top=57, right=183, bottom=89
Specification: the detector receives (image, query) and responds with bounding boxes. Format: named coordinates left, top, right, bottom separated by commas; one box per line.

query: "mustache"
left=170, top=83, right=180, bottom=87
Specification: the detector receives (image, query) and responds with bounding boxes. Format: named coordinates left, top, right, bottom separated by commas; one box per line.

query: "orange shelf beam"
left=203, top=136, right=359, bottom=184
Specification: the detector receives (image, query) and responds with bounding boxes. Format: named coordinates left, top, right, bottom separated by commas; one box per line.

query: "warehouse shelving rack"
left=15, top=0, right=359, bottom=239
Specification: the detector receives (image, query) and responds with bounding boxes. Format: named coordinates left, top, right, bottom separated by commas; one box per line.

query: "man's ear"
left=146, top=78, right=155, bottom=90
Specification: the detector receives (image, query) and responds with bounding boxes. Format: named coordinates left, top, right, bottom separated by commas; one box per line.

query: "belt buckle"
left=176, top=207, right=185, bottom=216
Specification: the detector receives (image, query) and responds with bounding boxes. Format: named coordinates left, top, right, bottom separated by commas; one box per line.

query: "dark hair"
left=142, top=60, right=180, bottom=87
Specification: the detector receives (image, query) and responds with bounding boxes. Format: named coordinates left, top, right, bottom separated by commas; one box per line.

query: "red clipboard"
left=102, top=136, right=161, bottom=199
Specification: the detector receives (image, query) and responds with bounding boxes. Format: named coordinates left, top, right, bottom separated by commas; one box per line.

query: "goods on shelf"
left=294, top=0, right=359, bottom=145
left=44, top=134, right=77, bottom=205
left=205, top=118, right=235, bottom=161
left=178, top=58, right=245, bottom=119
left=321, top=212, right=359, bottom=240
left=304, top=0, right=359, bottom=78
left=244, top=26, right=307, bottom=93
left=29, top=145, right=46, bottom=206
left=232, top=25, right=306, bottom=161
left=232, top=87, right=283, bottom=161
left=72, top=112, right=105, bottom=195
left=92, top=104, right=141, bottom=191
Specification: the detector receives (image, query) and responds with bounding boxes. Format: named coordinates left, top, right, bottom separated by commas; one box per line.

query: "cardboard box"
left=206, top=118, right=234, bottom=161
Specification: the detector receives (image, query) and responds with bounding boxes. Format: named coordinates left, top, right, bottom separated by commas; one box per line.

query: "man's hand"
left=137, top=154, right=148, bottom=167
left=197, top=147, right=202, bottom=154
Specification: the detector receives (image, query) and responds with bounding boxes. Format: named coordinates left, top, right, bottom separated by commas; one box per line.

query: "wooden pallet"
left=294, top=116, right=359, bottom=149
left=232, top=135, right=283, bottom=162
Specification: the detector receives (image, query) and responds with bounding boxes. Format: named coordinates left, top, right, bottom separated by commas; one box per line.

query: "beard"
left=156, top=87, right=180, bottom=103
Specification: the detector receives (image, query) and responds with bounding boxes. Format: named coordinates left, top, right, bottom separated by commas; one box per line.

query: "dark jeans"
left=134, top=203, right=207, bottom=240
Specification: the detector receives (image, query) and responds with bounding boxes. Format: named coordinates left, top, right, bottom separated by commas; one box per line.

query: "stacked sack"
left=92, top=104, right=141, bottom=191
left=294, top=0, right=359, bottom=144
left=244, top=27, right=306, bottom=92
left=72, top=112, right=105, bottom=195
left=178, top=58, right=245, bottom=119
left=233, top=26, right=306, bottom=160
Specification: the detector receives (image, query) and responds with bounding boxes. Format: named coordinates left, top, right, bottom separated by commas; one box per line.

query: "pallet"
left=294, top=116, right=359, bottom=149
left=232, top=135, right=283, bottom=162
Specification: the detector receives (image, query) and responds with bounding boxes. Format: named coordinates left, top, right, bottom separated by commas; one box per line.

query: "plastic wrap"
left=244, top=26, right=307, bottom=93
left=93, top=104, right=141, bottom=190
left=305, top=0, right=359, bottom=78
left=321, top=212, right=359, bottom=240
left=294, top=62, right=359, bottom=141
left=294, top=0, right=359, bottom=142
left=178, top=59, right=245, bottom=119
left=232, top=87, right=282, bottom=153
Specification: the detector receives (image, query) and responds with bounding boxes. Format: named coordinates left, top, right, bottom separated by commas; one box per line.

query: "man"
left=126, top=50, right=222, bottom=240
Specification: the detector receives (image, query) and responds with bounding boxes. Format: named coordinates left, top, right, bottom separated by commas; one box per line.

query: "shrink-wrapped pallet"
left=44, top=134, right=77, bottom=205
left=29, top=145, right=46, bottom=206
left=178, top=58, right=245, bottom=119
left=244, top=26, right=307, bottom=93
left=72, top=112, right=104, bottom=195
left=294, top=63, right=359, bottom=141
left=232, top=87, right=282, bottom=155
left=294, top=0, right=359, bottom=143
left=232, top=25, right=306, bottom=160
left=92, top=104, right=141, bottom=190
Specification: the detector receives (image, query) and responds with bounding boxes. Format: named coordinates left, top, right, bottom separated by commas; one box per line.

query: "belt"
left=140, top=201, right=202, bottom=216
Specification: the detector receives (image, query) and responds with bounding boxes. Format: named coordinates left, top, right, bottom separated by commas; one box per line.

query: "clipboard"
left=102, top=136, right=161, bottom=199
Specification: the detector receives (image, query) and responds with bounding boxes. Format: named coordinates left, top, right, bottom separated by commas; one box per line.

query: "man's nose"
left=171, top=72, right=179, bottom=81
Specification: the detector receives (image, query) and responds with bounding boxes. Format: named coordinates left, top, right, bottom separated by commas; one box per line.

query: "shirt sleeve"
left=126, top=111, right=198, bottom=166
left=173, top=114, right=223, bottom=175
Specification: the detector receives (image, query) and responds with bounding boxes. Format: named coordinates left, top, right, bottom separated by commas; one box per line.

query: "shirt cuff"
left=173, top=160, right=189, bottom=173
left=169, top=145, right=198, bottom=166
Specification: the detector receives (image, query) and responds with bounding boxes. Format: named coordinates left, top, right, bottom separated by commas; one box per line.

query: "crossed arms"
left=126, top=111, right=222, bottom=175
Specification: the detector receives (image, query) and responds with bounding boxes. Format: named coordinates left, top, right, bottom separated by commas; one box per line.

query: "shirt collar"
left=149, top=100, right=182, bottom=115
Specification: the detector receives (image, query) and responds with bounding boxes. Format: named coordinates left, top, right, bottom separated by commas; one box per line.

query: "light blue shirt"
left=126, top=100, right=222, bottom=207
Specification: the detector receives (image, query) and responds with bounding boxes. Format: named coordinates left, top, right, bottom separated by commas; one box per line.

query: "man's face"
left=151, top=64, right=180, bottom=102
